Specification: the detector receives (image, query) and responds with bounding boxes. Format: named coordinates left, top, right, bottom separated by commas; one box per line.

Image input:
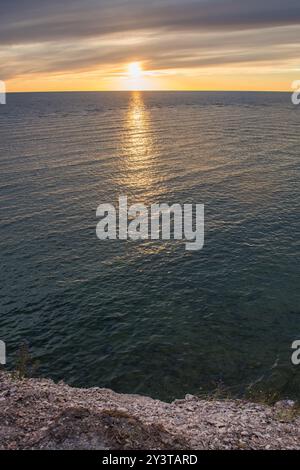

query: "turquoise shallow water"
left=0, top=91, right=299, bottom=401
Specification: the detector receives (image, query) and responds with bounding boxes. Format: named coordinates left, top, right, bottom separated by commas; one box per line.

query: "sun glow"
left=123, top=61, right=150, bottom=90
left=128, top=62, right=142, bottom=79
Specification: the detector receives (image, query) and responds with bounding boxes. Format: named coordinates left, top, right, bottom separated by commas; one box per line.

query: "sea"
left=0, top=91, right=299, bottom=401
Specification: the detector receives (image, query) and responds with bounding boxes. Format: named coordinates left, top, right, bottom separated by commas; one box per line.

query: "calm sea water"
left=0, top=91, right=299, bottom=401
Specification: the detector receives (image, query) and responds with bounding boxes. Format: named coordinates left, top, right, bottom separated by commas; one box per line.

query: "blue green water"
left=0, top=91, right=299, bottom=400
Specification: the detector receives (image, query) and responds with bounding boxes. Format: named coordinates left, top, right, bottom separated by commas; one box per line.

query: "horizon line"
left=6, top=89, right=291, bottom=94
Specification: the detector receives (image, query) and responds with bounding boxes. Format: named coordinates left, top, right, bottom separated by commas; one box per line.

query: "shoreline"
left=0, top=372, right=299, bottom=450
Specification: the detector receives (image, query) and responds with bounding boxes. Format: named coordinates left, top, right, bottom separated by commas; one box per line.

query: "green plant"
left=12, top=341, right=39, bottom=379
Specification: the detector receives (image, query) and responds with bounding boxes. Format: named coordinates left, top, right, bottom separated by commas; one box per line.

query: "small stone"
left=185, top=394, right=196, bottom=401
left=275, top=400, right=295, bottom=409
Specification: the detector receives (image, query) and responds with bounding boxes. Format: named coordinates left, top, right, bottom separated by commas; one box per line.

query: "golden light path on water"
left=119, top=92, right=157, bottom=195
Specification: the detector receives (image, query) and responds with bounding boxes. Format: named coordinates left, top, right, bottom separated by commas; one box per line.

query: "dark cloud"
left=1, top=0, right=300, bottom=45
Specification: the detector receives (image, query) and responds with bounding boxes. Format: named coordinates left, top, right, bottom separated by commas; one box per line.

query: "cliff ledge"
left=0, top=372, right=299, bottom=450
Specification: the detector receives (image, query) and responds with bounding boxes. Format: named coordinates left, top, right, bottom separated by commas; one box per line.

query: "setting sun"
left=123, top=61, right=150, bottom=91
left=128, top=62, right=143, bottom=79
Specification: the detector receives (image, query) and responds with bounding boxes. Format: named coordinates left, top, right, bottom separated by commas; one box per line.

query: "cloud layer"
left=1, top=0, right=300, bottom=87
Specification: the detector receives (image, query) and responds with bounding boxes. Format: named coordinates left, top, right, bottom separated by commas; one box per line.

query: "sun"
left=123, top=61, right=149, bottom=90
left=128, top=62, right=142, bottom=79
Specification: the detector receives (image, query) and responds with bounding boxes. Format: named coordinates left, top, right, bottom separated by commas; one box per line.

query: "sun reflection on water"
left=119, top=92, right=157, bottom=195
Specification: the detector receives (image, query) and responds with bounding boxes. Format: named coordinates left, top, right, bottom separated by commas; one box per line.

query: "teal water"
left=0, top=91, right=299, bottom=401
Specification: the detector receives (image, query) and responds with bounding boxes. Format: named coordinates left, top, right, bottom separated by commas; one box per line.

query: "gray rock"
left=0, top=372, right=299, bottom=450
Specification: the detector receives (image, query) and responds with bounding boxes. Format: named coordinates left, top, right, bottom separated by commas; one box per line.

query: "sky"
left=1, top=0, right=300, bottom=92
